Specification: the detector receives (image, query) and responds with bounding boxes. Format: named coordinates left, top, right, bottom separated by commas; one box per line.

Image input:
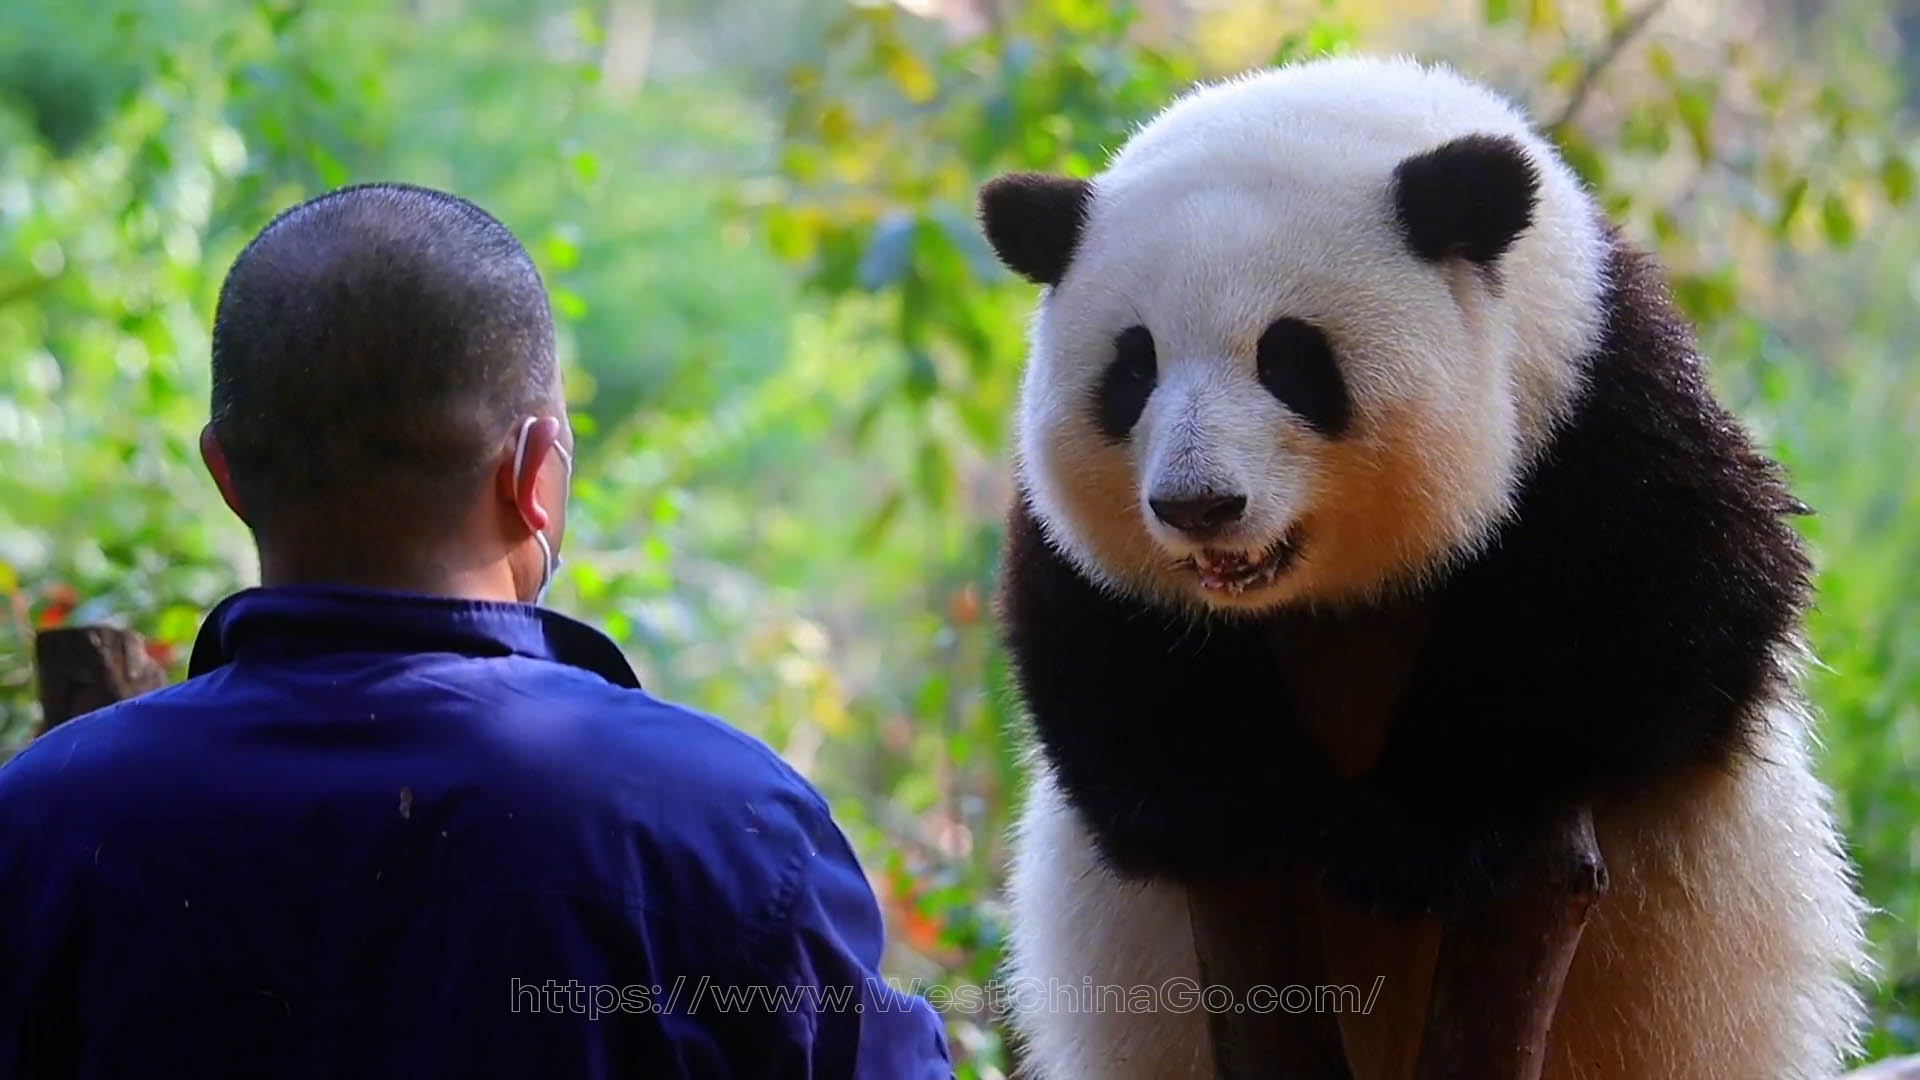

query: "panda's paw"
left=1314, top=789, right=1525, bottom=919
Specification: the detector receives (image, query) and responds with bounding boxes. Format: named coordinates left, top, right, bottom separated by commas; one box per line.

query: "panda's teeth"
left=1189, top=533, right=1302, bottom=593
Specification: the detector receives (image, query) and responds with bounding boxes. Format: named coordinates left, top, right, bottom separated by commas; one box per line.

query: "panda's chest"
left=1267, top=603, right=1432, bottom=779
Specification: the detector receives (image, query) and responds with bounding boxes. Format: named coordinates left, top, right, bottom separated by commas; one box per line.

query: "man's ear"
left=501, top=416, right=563, bottom=533
left=1393, top=134, right=1540, bottom=267
left=978, top=172, right=1093, bottom=287
left=199, top=424, right=248, bottom=524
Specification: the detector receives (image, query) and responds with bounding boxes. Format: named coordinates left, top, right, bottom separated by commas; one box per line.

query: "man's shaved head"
left=209, top=182, right=556, bottom=541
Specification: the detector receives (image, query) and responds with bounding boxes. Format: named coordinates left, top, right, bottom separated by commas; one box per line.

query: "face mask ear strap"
left=512, top=416, right=539, bottom=483
left=531, top=529, right=557, bottom=604
left=511, top=415, right=565, bottom=605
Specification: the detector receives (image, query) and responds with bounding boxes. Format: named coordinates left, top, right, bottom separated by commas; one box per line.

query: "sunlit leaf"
left=542, top=231, right=581, bottom=272
left=1525, top=0, right=1559, bottom=35
left=1544, top=54, right=1581, bottom=90
left=819, top=101, right=854, bottom=145
left=765, top=207, right=818, bottom=261
left=882, top=45, right=937, bottom=105
left=551, top=286, right=589, bottom=321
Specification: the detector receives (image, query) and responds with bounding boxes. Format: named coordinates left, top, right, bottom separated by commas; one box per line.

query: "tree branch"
left=1551, top=0, right=1673, bottom=133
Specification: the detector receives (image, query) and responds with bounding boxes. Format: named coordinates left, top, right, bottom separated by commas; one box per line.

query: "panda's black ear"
left=1393, top=134, right=1540, bottom=267
left=978, top=172, right=1092, bottom=287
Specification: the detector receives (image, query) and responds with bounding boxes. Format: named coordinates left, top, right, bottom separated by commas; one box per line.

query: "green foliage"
left=2, top=0, right=1917, bottom=1074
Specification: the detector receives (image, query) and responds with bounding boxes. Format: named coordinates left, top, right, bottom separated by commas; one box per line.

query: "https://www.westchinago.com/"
left=510, top=975, right=1386, bottom=1020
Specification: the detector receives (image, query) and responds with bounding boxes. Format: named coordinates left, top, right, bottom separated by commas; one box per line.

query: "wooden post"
left=34, top=624, right=167, bottom=732
left=1412, top=807, right=1606, bottom=1080
left=1188, top=868, right=1352, bottom=1080
left=1190, top=806, right=1606, bottom=1080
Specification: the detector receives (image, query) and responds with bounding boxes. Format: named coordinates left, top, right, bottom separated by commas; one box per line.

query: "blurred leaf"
left=552, top=286, right=589, bottom=321
left=542, top=231, right=581, bottom=272
left=309, top=143, right=347, bottom=188
left=1647, top=44, right=1675, bottom=82
left=904, top=347, right=938, bottom=402
left=1674, top=84, right=1715, bottom=161
left=881, top=44, right=937, bottom=105
left=1883, top=154, right=1915, bottom=207
left=1652, top=208, right=1680, bottom=245
left=1525, top=0, right=1559, bottom=35
left=858, top=213, right=916, bottom=291
left=914, top=442, right=950, bottom=507
left=1775, top=177, right=1810, bottom=234
left=1553, top=127, right=1606, bottom=187
left=1822, top=194, right=1856, bottom=248
left=856, top=489, right=903, bottom=551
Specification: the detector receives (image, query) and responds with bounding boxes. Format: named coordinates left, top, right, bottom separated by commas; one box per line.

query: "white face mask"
left=511, top=416, right=572, bottom=605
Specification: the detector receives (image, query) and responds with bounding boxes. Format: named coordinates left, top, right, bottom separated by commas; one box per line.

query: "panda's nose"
left=1148, top=490, right=1247, bottom=537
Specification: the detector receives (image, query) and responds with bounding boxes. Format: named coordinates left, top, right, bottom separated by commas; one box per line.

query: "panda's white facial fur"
left=986, top=56, right=1611, bottom=615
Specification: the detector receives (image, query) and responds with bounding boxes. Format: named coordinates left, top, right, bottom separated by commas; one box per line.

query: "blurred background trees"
left=2, top=0, right=1915, bottom=1073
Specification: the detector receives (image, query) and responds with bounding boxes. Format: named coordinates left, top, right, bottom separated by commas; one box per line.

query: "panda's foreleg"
left=1002, top=769, right=1208, bottom=1079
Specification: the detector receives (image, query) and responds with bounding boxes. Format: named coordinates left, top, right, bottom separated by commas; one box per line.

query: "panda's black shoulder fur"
left=996, top=228, right=1813, bottom=916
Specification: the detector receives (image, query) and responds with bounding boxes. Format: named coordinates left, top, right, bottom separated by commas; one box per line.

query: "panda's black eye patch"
left=1256, top=318, right=1349, bottom=438
left=1094, top=325, right=1157, bottom=442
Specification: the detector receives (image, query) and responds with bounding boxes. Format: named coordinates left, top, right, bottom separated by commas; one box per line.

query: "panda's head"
left=982, top=56, right=1610, bottom=615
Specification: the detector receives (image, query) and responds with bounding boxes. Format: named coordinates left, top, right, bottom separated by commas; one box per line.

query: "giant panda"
left=978, top=55, right=1871, bottom=1079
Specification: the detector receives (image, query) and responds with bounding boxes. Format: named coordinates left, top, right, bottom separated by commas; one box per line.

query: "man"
left=0, top=183, right=952, bottom=1079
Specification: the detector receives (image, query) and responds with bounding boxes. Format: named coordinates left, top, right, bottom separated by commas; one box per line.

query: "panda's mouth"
left=1181, top=527, right=1304, bottom=594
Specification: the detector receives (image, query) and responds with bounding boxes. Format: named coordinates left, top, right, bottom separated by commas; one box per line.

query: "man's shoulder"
left=484, top=661, right=832, bottom=819
left=456, top=676, right=852, bottom=939
left=0, top=678, right=206, bottom=796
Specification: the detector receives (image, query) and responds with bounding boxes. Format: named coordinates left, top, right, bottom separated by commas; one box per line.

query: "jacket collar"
left=186, top=585, right=641, bottom=689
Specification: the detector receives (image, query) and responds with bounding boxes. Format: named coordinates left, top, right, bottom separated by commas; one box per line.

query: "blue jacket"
left=0, top=586, right=952, bottom=1079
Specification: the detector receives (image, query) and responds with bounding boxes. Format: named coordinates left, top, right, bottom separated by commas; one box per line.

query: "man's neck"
left=257, top=549, right=522, bottom=605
